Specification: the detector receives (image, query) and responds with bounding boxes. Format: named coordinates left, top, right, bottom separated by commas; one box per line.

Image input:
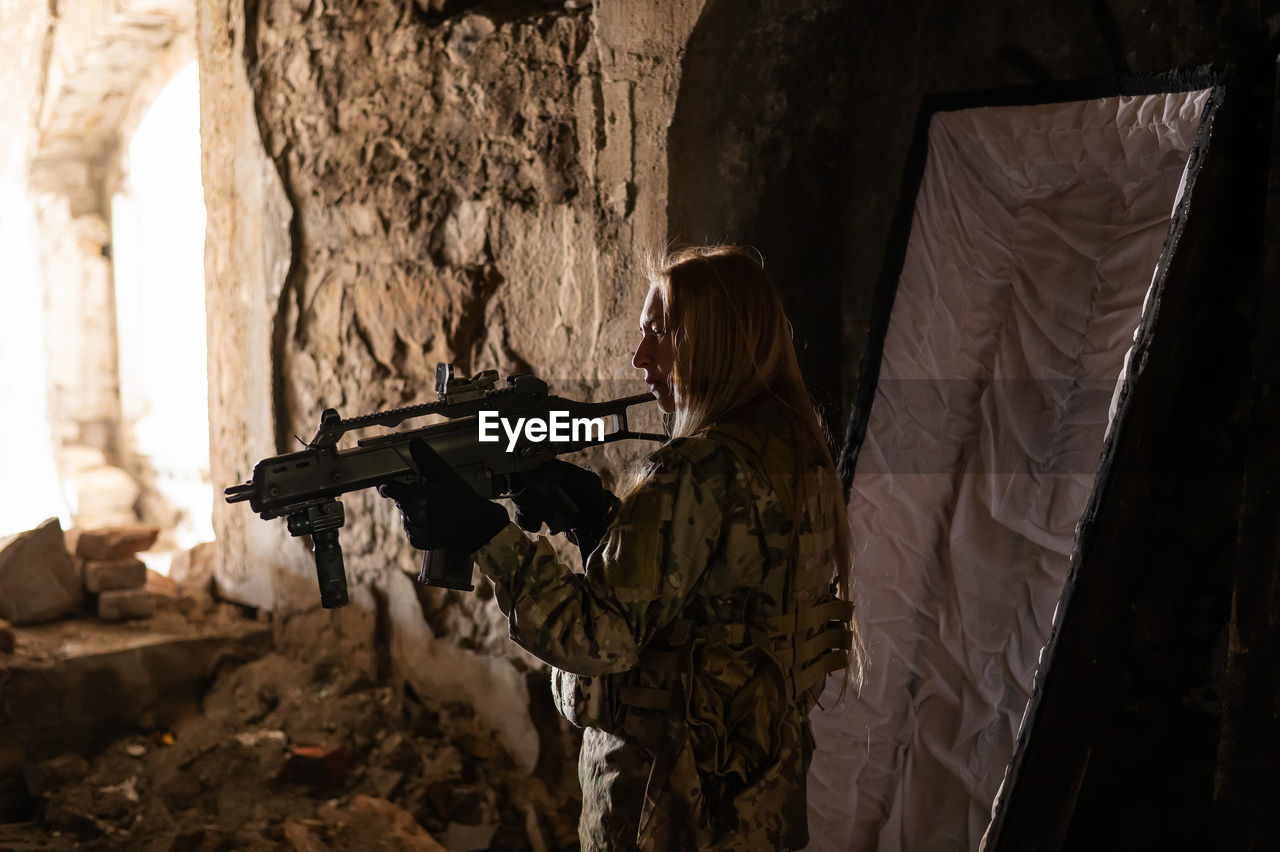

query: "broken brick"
left=97, top=587, right=155, bottom=621
left=83, top=557, right=146, bottom=593
left=145, top=569, right=194, bottom=613
left=76, top=524, right=160, bottom=561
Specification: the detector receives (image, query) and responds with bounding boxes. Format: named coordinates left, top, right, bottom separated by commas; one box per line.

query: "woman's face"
left=632, top=286, right=675, bottom=412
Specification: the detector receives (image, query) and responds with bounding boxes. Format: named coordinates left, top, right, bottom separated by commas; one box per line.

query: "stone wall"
left=204, top=0, right=710, bottom=608
left=201, top=0, right=714, bottom=776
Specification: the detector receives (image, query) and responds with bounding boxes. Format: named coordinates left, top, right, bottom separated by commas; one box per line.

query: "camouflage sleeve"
left=472, top=440, right=731, bottom=676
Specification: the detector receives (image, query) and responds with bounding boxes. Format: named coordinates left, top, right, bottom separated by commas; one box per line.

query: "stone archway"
left=25, top=0, right=198, bottom=535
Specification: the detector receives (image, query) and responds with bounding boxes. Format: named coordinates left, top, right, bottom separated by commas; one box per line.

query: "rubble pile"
left=0, top=517, right=583, bottom=850
left=2, top=619, right=580, bottom=850
left=0, top=519, right=198, bottom=627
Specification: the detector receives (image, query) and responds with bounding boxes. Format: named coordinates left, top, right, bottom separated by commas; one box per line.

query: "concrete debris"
left=319, top=795, right=448, bottom=851
left=146, top=568, right=195, bottom=613
left=0, top=518, right=84, bottom=625
left=169, top=541, right=217, bottom=613
left=41, top=785, right=106, bottom=836
left=22, top=754, right=89, bottom=800
left=282, top=819, right=331, bottom=852
left=97, top=775, right=139, bottom=804
left=0, top=607, right=581, bottom=849
left=2, top=609, right=272, bottom=825
left=145, top=568, right=179, bottom=597
left=365, top=766, right=405, bottom=799
left=75, top=523, right=160, bottom=561
left=96, top=587, right=155, bottom=622
left=234, top=729, right=288, bottom=749
left=83, top=556, right=146, bottom=593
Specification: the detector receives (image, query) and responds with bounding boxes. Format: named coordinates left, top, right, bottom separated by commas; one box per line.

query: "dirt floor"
left=0, top=606, right=582, bottom=851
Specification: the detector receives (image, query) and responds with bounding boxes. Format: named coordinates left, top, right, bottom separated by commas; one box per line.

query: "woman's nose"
left=632, top=338, right=649, bottom=371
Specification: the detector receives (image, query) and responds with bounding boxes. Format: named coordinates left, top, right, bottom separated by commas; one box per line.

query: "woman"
left=384, top=245, right=862, bottom=850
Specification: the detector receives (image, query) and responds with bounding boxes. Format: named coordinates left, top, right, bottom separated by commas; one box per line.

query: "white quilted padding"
left=807, top=88, right=1211, bottom=852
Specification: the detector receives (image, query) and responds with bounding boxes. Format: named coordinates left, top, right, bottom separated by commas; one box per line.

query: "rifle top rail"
left=306, top=371, right=664, bottom=450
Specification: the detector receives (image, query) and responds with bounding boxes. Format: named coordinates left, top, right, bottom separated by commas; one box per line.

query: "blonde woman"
left=383, top=245, right=861, bottom=850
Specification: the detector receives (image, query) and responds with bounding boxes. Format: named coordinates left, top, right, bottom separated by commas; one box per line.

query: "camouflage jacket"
left=473, top=426, right=851, bottom=851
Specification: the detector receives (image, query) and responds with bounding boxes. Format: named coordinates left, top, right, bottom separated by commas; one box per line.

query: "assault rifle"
left=225, top=364, right=663, bottom=608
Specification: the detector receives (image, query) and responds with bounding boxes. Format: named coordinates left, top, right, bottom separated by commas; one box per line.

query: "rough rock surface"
left=0, top=518, right=84, bottom=625
left=244, top=1, right=612, bottom=598
left=204, top=0, right=697, bottom=609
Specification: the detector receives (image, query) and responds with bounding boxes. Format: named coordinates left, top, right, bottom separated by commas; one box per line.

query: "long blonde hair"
left=648, top=245, right=864, bottom=689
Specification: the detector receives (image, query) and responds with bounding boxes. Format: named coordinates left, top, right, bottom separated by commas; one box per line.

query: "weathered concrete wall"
left=199, top=0, right=295, bottom=610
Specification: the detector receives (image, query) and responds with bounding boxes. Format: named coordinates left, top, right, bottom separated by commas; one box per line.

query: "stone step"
left=0, top=611, right=271, bottom=820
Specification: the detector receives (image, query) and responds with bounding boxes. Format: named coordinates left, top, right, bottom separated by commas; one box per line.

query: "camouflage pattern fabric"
left=473, top=427, right=846, bottom=851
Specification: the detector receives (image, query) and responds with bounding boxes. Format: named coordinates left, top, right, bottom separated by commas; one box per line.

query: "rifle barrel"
left=225, top=482, right=255, bottom=502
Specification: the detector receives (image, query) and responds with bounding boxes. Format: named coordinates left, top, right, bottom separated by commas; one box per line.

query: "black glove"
left=511, top=460, right=618, bottom=558
left=378, top=440, right=508, bottom=555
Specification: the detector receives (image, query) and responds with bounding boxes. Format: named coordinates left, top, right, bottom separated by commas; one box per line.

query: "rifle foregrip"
left=312, top=529, right=350, bottom=608
left=419, top=548, right=475, bottom=591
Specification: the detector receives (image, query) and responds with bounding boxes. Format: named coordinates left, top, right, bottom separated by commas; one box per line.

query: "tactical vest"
left=612, top=425, right=855, bottom=848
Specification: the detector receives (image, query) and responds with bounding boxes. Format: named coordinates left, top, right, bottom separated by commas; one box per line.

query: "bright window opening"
left=111, top=61, right=211, bottom=571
